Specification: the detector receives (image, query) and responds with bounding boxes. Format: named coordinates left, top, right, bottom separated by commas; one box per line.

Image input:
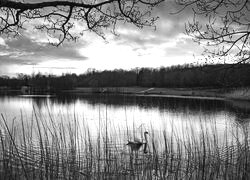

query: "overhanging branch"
left=0, top=0, right=163, bottom=45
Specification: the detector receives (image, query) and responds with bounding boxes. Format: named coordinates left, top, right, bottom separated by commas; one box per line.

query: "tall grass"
left=0, top=110, right=249, bottom=180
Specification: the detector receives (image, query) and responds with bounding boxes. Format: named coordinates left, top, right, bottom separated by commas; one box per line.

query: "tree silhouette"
left=175, top=0, right=250, bottom=64
left=0, top=0, right=163, bottom=45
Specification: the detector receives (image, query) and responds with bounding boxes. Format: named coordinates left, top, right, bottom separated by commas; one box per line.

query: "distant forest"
left=0, top=64, right=250, bottom=91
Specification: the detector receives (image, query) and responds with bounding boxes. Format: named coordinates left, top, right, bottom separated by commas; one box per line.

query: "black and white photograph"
left=0, top=0, right=250, bottom=179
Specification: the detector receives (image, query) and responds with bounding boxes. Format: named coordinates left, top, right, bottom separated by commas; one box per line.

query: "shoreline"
left=1, top=86, right=249, bottom=101
left=135, top=94, right=225, bottom=101
left=63, top=87, right=250, bottom=101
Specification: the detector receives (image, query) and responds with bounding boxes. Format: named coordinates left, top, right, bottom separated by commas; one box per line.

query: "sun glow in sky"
left=0, top=1, right=204, bottom=77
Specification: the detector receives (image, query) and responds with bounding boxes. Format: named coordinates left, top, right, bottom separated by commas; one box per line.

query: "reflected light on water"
left=0, top=94, right=249, bottom=146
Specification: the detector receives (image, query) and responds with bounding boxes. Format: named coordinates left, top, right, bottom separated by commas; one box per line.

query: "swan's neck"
left=143, top=132, right=148, bottom=154
left=144, top=133, right=148, bottom=143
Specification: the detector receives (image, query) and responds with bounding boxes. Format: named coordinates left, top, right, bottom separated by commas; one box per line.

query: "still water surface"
left=0, top=93, right=250, bottom=144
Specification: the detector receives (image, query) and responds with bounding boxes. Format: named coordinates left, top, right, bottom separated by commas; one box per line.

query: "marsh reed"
left=0, top=109, right=249, bottom=180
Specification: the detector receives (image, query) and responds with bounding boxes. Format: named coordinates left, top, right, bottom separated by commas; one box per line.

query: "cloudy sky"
left=0, top=0, right=205, bottom=76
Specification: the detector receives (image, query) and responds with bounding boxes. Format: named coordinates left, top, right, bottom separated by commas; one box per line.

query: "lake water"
left=0, top=93, right=250, bottom=147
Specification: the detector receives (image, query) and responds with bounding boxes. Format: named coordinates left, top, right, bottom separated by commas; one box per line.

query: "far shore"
left=1, top=86, right=249, bottom=101
left=63, top=87, right=250, bottom=101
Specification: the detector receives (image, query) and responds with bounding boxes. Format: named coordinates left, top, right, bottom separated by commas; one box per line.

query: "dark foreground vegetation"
left=0, top=64, right=250, bottom=91
left=0, top=111, right=249, bottom=180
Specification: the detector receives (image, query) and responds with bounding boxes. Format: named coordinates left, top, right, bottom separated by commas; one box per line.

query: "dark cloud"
left=154, top=1, right=194, bottom=36
left=0, top=35, right=88, bottom=70
left=112, top=1, right=195, bottom=49
left=0, top=56, right=37, bottom=66
left=4, top=36, right=87, bottom=61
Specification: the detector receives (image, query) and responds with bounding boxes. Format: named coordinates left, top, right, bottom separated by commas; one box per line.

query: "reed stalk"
left=0, top=110, right=249, bottom=180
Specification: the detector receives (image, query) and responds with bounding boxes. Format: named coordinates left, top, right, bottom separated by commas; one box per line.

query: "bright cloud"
left=0, top=37, right=6, bottom=46
left=0, top=1, right=204, bottom=76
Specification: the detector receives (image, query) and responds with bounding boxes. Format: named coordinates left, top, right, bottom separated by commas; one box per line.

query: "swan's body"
left=127, top=141, right=143, bottom=151
left=127, top=131, right=148, bottom=153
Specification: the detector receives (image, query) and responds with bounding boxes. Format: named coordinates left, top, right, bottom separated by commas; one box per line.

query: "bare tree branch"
left=0, top=0, right=163, bottom=45
left=175, top=0, right=250, bottom=64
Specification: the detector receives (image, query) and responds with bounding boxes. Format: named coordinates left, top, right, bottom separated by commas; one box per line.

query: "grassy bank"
left=0, top=111, right=249, bottom=180
left=67, top=87, right=250, bottom=101
left=224, top=88, right=250, bottom=101
left=65, top=87, right=232, bottom=99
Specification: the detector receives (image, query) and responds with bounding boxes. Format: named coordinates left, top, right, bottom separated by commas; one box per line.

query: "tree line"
left=0, top=64, right=249, bottom=91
